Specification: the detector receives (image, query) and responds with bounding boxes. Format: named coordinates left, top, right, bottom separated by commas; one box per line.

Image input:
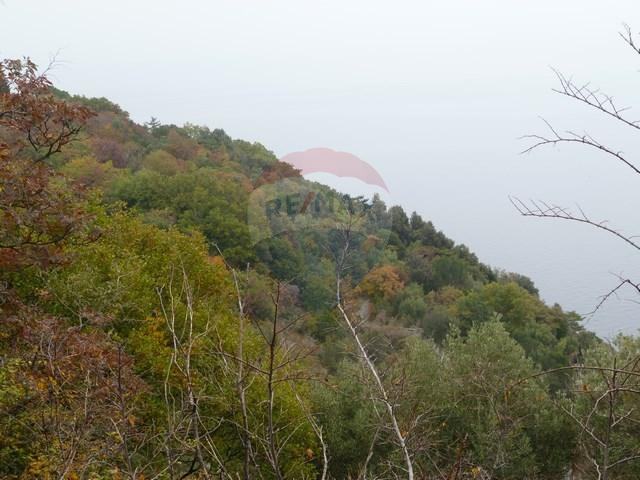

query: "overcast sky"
left=3, top=0, right=640, bottom=337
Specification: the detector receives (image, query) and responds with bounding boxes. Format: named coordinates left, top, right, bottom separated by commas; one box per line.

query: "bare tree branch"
left=620, top=23, right=640, bottom=56
left=521, top=118, right=640, bottom=175
left=510, top=196, right=640, bottom=252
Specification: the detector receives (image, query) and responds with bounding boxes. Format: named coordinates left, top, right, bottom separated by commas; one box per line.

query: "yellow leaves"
left=36, top=288, right=52, bottom=301
left=208, top=255, right=226, bottom=267
left=471, top=466, right=482, bottom=478
left=25, top=455, right=54, bottom=478
left=362, top=234, right=383, bottom=253
left=305, top=447, right=314, bottom=460
left=359, top=264, right=405, bottom=303
left=141, top=149, right=182, bottom=176
left=0, top=141, right=9, bottom=160
left=127, top=414, right=137, bottom=427
left=35, top=378, right=48, bottom=392
left=128, top=317, right=172, bottom=379
left=143, top=315, right=168, bottom=343
left=34, top=375, right=58, bottom=393
left=109, top=467, right=123, bottom=480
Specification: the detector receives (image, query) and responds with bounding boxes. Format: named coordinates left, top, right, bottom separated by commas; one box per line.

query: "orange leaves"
left=359, top=264, right=405, bottom=303
left=208, top=255, right=227, bottom=268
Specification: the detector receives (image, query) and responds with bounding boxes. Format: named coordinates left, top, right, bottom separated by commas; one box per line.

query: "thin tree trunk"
left=335, top=216, right=414, bottom=480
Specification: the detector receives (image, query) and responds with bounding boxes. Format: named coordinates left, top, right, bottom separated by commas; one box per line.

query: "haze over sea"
left=4, top=0, right=640, bottom=337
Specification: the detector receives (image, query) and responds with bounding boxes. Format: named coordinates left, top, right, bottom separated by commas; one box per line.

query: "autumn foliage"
left=0, top=58, right=94, bottom=269
left=0, top=57, right=617, bottom=479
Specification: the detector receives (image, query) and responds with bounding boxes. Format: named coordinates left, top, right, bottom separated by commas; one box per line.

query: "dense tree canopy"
left=0, top=58, right=624, bottom=479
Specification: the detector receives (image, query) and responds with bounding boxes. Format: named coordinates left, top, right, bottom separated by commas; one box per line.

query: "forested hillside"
left=2, top=58, right=640, bottom=480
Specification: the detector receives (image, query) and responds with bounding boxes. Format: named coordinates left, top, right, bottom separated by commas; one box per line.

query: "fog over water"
left=3, top=0, right=640, bottom=338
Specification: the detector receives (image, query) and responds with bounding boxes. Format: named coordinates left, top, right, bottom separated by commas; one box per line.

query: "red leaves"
left=1, top=58, right=94, bottom=162
left=0, top=58, right=95, bottom=270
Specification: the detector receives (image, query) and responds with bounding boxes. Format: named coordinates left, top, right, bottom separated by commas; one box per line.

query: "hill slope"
left=2, top=62, right=623, bottom=480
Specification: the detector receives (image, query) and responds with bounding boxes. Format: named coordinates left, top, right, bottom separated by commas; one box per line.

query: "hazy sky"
left=3, top=1, right=640, bottom=337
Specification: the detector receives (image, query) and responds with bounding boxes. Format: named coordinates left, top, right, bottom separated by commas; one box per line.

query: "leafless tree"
left=228, top=265, right=259, bottom=480
left=157, top=267, right=229, bottom=479
left=214, top=248, right=328, bottom=479
left=514, top=24, right=640, bottom=480
left=515, top=24, right=640, bottom=314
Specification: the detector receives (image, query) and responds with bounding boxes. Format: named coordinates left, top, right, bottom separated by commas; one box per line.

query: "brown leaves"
left=1, top=304, right=148, bottom=477
left=0, top=58, right=95, bottom=270
left=1, top=58, right=94, bottom=162
left=359, top=264, right=405, bottom=303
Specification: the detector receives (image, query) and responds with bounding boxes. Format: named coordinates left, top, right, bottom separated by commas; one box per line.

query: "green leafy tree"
left=141, top=148, right=184, bottom=175
left=443, top=320, right=574, bottom=479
